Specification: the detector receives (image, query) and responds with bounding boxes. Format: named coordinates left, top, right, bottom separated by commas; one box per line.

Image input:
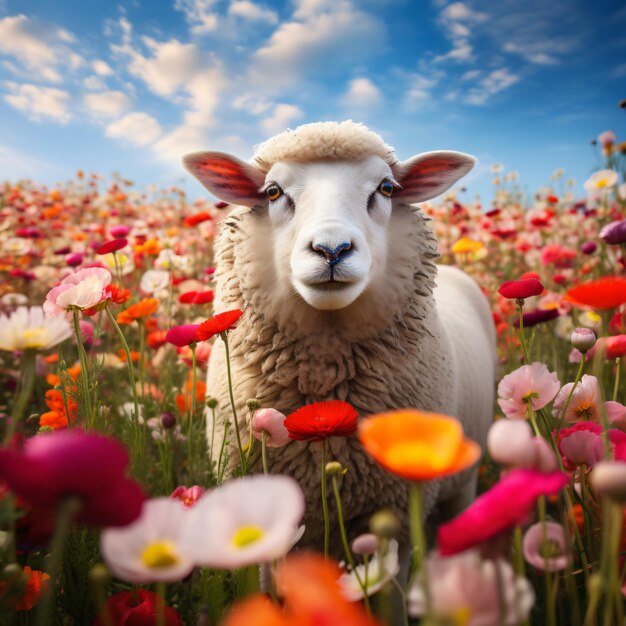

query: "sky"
left=0, top=0, right=624, bottom=206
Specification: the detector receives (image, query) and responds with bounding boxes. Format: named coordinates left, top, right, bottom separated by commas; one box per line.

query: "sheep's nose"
left=311, top=242, right=352, bottom=266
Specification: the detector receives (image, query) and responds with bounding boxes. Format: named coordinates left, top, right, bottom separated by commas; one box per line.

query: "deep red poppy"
left=179, top=290, right=214, bottom=305
left=586, top=335, right=626, bottom=361
left=165, top=324, right=201, bottom=347
left=284, top=400, right=359, bottom=442
left=94, top=590, right=183, bottom=626
left=437, top=470, right=568, bottom=556
left=565, top=277, right=626, bottom=310
left=514, top=307, right=560, bottom=328
left=498, top=278, right=544, bottom=300
left=96, top=238, right=128, bottom=255
left=196, top=309, right=243, bottom=340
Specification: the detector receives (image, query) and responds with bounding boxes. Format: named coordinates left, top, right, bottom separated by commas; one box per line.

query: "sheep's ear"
left=183, top=151, right=266, bottom=207
left=391, top=151, right=475, bottom=203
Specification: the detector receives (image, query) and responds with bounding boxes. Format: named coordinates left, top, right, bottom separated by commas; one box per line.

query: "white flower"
left=140, top=270, right=170, bottom=294
left=101, top=498, right=194, bottom=583
left=179, top=475, right=305, bottom=569
left=338, top=539, right=400, bottom=601
left=0, top=307, right=73, bottom=351
left=583, top=169, right=618, bottom=193
left=44, top=267, right=112, bottom=315
left=155, top=249, right=189, bottom=271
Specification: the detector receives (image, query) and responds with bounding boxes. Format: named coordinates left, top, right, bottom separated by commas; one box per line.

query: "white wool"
left=252, top=120, right=398, bottom=172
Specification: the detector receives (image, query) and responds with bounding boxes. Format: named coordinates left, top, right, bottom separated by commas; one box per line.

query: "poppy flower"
left=437, top=469, right=569, bottom=556
left=184, top=211, right=212, bottom=227
left=498, top=278, right=544, bottom=300
left=600, top=219, right=626, bottom=245
left=94, top=589, right=183, bottom=626
left=96, top=238, right=128, bottom=255
left=44, top=268, right=112, bottom=315
left=0, top=307, right=72, bottom=352
left=179, top=290, right=214, bottom=304
left=116, top=298, right=159, bottom=325
left=514, top=307, right=560, bottom=328
left=39, top=389, right=79, bottom=430
left=586, top=335, right=626, bottom=360
left=110, top=225, right=130, bottom=238
left=196, top=309, right=243, bottom=340
left=565, top=277, right=626, bottom=310
left=358, top=410, right=480, bottom=481
left=451, top=238, right=483, bottom=254
left=252, top=408, right=291, bottom=448
left=285, top=400, right=359, bottom=442
left=0, top=431, right=145, bottom=527
left=0, top=566, right=50, bottom=611
left=170, top=485, right=206, bottom=507
left=165, top=324, right=200, bottom=347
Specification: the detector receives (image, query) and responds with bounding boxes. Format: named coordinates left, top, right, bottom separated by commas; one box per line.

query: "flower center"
left=596, top=179, right=607, bottom=189
left=539, top=539, right=563, bottom=559
left=140, top=541, right=180, bottom=568
left=231, top=525, right=265, bottom=548
left=21, top=328, right=47, bottom=349
left=522, top=391, right=540, bottom=404
left=575, top=401, right=595, bottom=420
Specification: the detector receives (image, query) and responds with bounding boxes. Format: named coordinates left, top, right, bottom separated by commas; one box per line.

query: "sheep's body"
left=186, top=121, right=496, bottom=550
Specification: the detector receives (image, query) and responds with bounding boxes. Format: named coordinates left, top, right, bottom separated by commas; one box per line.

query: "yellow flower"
left=451, top=238, right=484, bottom=255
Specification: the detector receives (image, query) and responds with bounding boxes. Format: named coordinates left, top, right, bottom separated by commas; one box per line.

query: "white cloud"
left=4, top=82, right=72, bottom=123
left=84, top=75, right=107, bottom=91
left=435, top=2, right=486, bottom=64
left=106, top=112, right=162, bottom=146
left=229, top=0, right=278, bottom=23
left=342, top=78, right=381, bottom=108
left=84, top=91, right=132, bottom=118
left=174, top=0, right=219, bottom=34
left=92, top=59, right=113, bottom=76
left=261, top=103, right=304, bottom=134
left=233, top=93, right=273, bottom=115
left=0, top=14, right=82, bottom=83
left=463, top=68, right=520, bottom=105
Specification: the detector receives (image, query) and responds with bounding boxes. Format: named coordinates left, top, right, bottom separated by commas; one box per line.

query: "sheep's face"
left=184, top=143, right=475, bottom=312
left=262, top=156, right=394, bottom=310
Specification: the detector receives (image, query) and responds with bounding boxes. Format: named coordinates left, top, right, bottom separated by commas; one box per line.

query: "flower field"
left=0, top=131, right=625, bottom=626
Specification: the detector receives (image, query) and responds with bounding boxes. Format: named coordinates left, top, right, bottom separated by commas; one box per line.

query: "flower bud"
left=351, top=533, right=379, bottom=555
left=325, top=461, right=345, bottom=476
left=206, top=398, right=218, bottom=409
left=369, top=510, right=401, bottom=539
left=571, top=327, right=596, bottom=353
left=3, top=563, right=22, bottom=582
left=487, top=420, right=534, bottom=468
left=89, top=563, right=111, bottom=585
left=160, top=412, right=176, bottom=430
left=246, top=398, right=261, bottom=412
left=590, top=461, right=626, bottom=502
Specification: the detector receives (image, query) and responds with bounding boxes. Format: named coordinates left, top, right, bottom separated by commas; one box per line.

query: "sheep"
left=183, top=120, right=496, bottom=553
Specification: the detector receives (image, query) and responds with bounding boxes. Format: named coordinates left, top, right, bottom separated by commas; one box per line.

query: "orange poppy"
left=175, top=375, right=207, bottom=415
left=0, top=566, right=50, bottom=611
left=565, top=276, right=626, bottom=310
left=39, top=389, right=79, bottom=429
left=116, top=298, right=159, bottom=324
left=222, top=595, right=291, bottom=626
left=46, top=364, right=81, bottom=388
left=358, top=410, right=480, bottom=481
left=117, top=349, right=140, bottom=363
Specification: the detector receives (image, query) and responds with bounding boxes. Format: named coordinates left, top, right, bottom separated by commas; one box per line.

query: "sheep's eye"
left=378, top=180, right=394, bottom=197
left=266, top=184, right=283, bottom=201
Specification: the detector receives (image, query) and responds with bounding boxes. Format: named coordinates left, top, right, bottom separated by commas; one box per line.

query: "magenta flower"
left=165, top=324, right=201, bottom=347
left=497, top=363, right=561, bottom=420
left=0, top=431, right=145, bottom=527
left=523, top=522, right=571, bottom=572
left=96, top=238, right=128, bottom=255
left=437, top=469, right=569, bottom=556
left=559, top=430, right=604, bottom=469
left=170, top=485, right=207, bottom=508
left=600, top=219, right=626, bottom=245
left=110, top=225, right=131, bottom=238
left=251, top=408, right=290, bottom=448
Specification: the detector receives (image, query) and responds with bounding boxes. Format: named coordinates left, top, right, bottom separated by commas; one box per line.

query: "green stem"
left=613, top=357, right=622, bottom=402
left=261, top=431, right=269, bottom=475
left=517, top=301, right=530, bottom=363
left=58, top=360, right=72, bottom=431
left=155, top=581, right=166, bottom=626
left=5, top=348, right=37, bottom=444
left=187, top=344, right=197, bottom=482
left=539, top=497, right=556, bottom=626
left=222, top=333, right=246, bottom=474
left=138, top=319, right=146, bottom=407
left=557, top=356, right=586, bottom=437
left=72, top=308, right=93, bottom=427
left=35, top=497, right=81, bottom=626
left=321, top=439, right=330, bottom=558
left=513, top=526, right=531, bottom=626
left=408, top=482, right=430, bottom=610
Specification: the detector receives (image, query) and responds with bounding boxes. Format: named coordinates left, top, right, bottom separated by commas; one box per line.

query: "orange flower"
left=116, top=298, right=159, bottom=324
left=175, top=374, right=207, bottom=415
left=565, top=276, right=626, bottom=310
left=0, top=566, right=50, bottom=611
left=222, top=595, right=291, bottom=626
left=133, top=239, right=162, bottom=256
left=117, top=349, right=140, bottom=363
left=358, top=410, right=480, bottom=481
left=451, top=237, right=483, bottom=254
left=39, top=389, right=79, bottom=429
left=46, top=364, right=81, bottom=388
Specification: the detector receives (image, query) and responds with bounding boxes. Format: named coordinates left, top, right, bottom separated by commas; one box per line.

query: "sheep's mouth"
left=308, top=281, right=352, bottom=291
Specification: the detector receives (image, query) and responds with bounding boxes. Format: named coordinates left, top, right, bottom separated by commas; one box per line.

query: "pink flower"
left=165, top=324, right=200, bottom=347
left=523, top=522, right=571, bottom=572
left=177, top=341, right=211, bottom=371
left=170, top=485, right=206, bottom=507
left=44, top=267, right=112, bottom=315
left=606, top=401, right=626, bottom=429
left=552, top=375, right=601, bottom=423
left=0, top=431, right=145, bottom=527
left=559, top=430, right=604, bottom=469
left=437, top=469, right=569, bottom=556
left=252, top=408, right=290, bottom=448
left=110, top=225, right=131, bottom=238
left=497, top=363, right=560, bottom=419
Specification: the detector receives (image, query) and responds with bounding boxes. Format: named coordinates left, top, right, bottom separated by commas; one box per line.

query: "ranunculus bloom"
left=94, top=589, right=183, bottom=626
left=184, top=211, right=212, bottom=226
left=39, top=388, right=79, bottom=430
left=178, top=290, right=214, bottom=304
left=523, top=521, right=571, bottom=572
left=165, top=324, right=200, bottom=347
left=0, top=566, right=50, bottom=611
left=552, top=374, right=602, bottom=423
left=0, top=431, right=145, bottom=527
left=586, top=335, right=626, bottom=361
left=358, top=410, right=480, bottom=481
left=96, top=238, right=128, bottom=255
left=116, top=298, right=159, bottom=325
left=559, top=430, right=604, bottom=469
left=565, top=277, right=626, bottom=310
left=497, top=363, right=560, bottom=419
left=252, top=408, right=291, bottom=447
left=179, top=475, right=305, bottom=568
left=515, top=307, right=560, bottom=328
left=44, top=267, right=112, bottom=315
left=101, top=498, right=195, bottom=583
left=285, top=400, right=359, bottom=442
left=65, top=252, right=83, bottom=267
left=110, top=224, right=131, bottom=238
left=196, top=309, right=243, bottom=340
left=170, top=485, right=206, bottom=507
left=437, top=469, right=569, bottom=556
left=408, top=550, right=534, bottom=625
left=600, top=219, right=626, bottom=245
left=498, top=278, right=544, bottom=300
left=540, top=244, right=576, bottom=269
left=0, top=306, right=73, bottom=351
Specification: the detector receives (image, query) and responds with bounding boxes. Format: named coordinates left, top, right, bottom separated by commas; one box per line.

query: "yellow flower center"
left=575, top=401, right=594, bottom=420
left=596, top=179, right=607, bottom=189
left=21, top=328, right=47, bottom=349
left=231, top=525, right=265, bottom=548
left=140, top=541, right=180, bottom=568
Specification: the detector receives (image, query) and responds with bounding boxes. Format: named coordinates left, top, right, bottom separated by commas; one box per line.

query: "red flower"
left=284, top=401, right=359, bottom=442
left=437, top=469, right=569, bottom=556
left=514, top=307, right=560, bottom=328
left=184, top=211, right=212, bottom=227
left=165, top=324, right=201, bottom=347
left=0, top=566, right=50, bottom=611
left=587, top=335, right=626, bottom=361
left=96, top=238, right=128, bottom=255
left=0, top=431, right=145, bottom=527
left=565, top=277, right=626, bottom=310
left=196, top=309, right=243, bottom=340
left=178, top=290, right=214, bottom=304
left=94, top=590, right=183, bottom=626
left=498, top=278, right=544, bottom=300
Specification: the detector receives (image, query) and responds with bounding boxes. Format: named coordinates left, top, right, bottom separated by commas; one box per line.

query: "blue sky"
left=0, top=0, right=624, bottom=205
